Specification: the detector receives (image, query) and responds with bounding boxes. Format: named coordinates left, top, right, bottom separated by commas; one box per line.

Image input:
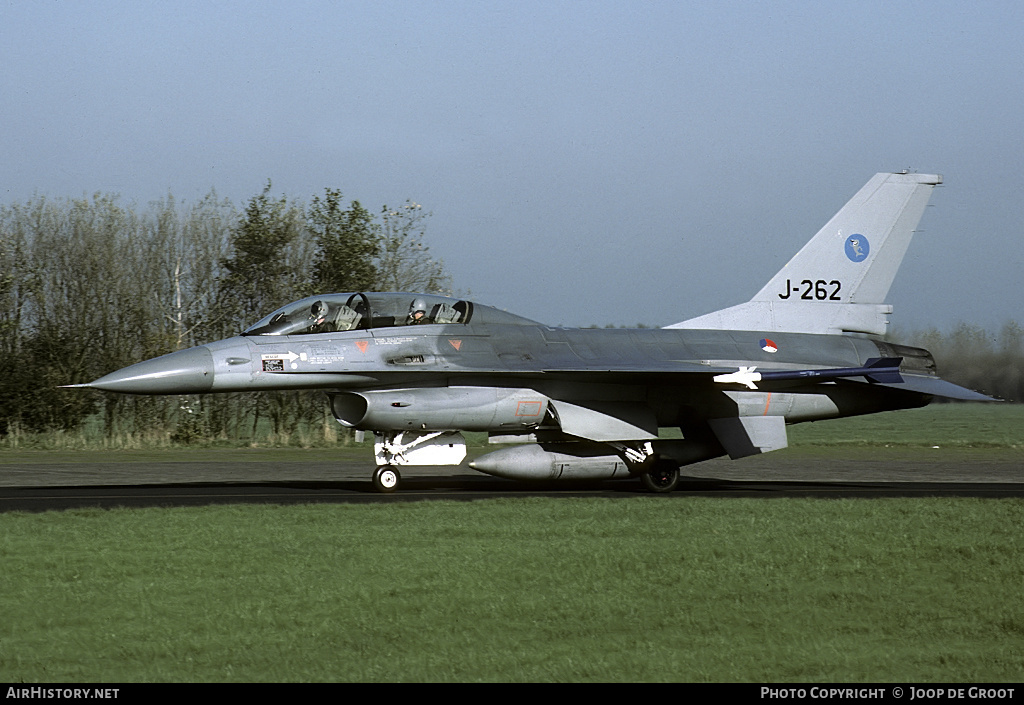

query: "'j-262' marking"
left=778, top=279, right=842, bottom=301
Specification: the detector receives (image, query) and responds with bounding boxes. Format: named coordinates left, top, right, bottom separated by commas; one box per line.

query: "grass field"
left=1, top=499, right=1022, bottom=682
left=788, top=404, right=1024, bottom=448
left=0, top=404, right=1022, bottom=682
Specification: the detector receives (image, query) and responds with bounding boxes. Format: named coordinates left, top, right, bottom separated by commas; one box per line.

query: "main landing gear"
left=639, top=458, right=680, bottom=493
left=610, top=441, right=681, bottom=493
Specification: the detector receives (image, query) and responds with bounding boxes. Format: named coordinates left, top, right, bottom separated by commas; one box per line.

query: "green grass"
left=1, top=498, right=1022, bottom=682
left=787, top=404, right=1024, bottom=449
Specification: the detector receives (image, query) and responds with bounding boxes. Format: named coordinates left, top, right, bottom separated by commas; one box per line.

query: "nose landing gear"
left=372, top=465, right=401, bottom=493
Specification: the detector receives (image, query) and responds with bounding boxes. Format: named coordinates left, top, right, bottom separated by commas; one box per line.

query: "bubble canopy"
left=243, top=292, right=538, bottom=336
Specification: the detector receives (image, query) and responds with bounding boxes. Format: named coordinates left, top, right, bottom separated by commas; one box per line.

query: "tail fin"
left=667, top=172, right=943, bottom=335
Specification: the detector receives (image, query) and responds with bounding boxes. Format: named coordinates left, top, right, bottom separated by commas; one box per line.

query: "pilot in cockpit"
left=309, top=300, right=330, bottom=332
left=407, top=298, right=429, bottom=325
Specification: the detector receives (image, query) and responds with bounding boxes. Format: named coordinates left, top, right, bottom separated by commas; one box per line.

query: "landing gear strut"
left=372, top=465, right=401, bottom=493
left=367, top=430, right=468, bottom=492
left=640, top=458, right=680, bottom=493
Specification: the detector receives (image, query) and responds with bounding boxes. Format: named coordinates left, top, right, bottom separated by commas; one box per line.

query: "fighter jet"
left=69, top=171, right=992, bottom=492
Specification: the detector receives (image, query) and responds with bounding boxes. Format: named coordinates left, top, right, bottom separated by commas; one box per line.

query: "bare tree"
left=375, top=201, right=452, bottom=294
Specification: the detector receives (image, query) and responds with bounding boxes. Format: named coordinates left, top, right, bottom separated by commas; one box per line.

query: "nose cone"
left=83, top=346, right=215, bottom=394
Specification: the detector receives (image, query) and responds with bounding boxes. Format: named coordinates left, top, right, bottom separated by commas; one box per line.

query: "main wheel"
left=640, top=459, right=680, bottom=493
left=372, top=465, right=401, bottom=493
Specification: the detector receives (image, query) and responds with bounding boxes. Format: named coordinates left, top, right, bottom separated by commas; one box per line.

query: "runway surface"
left=1, top=447, right=1022, bottom=511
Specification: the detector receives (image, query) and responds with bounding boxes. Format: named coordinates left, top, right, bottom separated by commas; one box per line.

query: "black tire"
left=640, top=459, right=679, bottom=493
left=372, top=465, right=401, bottom=493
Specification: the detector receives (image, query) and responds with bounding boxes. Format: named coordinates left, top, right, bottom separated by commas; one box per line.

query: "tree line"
left=898, top=322, right=1023, bottom=404
left=0, top=184, right=451, bottom=440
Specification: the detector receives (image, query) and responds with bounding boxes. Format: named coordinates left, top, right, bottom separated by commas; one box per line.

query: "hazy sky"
left=3, top=0, right=1022, bottom=331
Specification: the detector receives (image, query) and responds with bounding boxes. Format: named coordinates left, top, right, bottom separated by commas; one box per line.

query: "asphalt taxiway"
left=1, top=449, right=1022, bottom=512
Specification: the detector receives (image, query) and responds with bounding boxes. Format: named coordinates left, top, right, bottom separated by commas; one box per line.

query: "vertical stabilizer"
left=667, top=172, right=942, bottom=335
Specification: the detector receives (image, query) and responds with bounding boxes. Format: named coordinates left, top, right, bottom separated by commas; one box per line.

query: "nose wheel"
left=372, top=465, right=401, bottom=493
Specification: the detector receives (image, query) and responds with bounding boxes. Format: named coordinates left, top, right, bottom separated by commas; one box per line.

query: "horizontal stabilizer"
left=875, top=374, right=998, bottom=402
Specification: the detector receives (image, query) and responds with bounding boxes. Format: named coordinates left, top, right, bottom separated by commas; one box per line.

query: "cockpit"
left=243, top=293, right=476, bottom=336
